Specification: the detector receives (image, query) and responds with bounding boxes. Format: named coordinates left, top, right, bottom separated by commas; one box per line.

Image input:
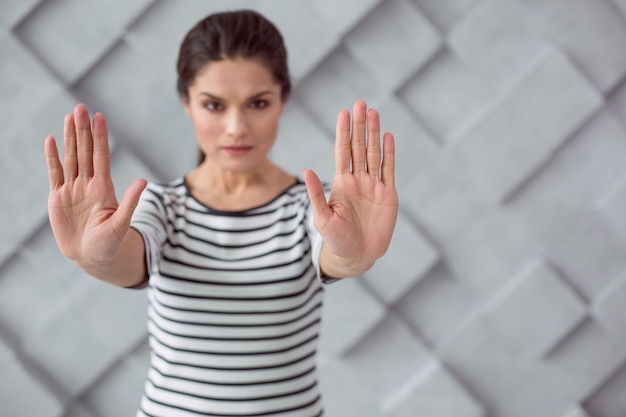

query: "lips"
left=222, top=146, right=253, bottom=156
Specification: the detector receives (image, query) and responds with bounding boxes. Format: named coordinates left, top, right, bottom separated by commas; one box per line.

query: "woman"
left=44, top=10, right=397, bottom=417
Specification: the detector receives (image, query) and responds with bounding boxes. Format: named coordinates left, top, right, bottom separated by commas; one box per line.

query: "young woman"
left=44, top=10, right=397, bottom=417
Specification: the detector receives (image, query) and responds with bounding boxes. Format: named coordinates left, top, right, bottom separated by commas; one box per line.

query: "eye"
left=249, top=99, right=269, bottom=109
left=204, top=101, right=224, bottom=111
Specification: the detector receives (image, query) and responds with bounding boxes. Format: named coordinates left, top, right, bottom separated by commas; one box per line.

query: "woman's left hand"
left=303, top=100, right=398, bottom=277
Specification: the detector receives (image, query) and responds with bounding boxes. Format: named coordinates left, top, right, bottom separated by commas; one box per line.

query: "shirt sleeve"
left=304, top=185, right=339, bottom=284
left=129, top=182, right=168, bottom=281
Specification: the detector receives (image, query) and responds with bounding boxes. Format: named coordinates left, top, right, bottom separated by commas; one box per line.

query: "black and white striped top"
left=131, top=178, right=329, bottom=417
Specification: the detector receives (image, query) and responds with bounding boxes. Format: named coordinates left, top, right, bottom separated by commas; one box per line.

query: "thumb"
left=303, top=169, right=331, bottom=227
left=112, top=178, right=147, bottom=232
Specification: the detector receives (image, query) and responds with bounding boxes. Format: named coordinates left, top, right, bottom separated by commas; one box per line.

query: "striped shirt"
left=130, top=178, right=329, bottom=417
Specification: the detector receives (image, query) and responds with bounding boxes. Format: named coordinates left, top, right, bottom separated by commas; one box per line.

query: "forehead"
left=190, top=58, right=279, bottom=97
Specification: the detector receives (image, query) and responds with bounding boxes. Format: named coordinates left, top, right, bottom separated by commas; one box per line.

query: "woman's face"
left=183, top=58, right=286, bottom=174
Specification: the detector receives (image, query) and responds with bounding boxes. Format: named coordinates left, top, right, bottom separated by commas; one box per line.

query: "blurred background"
left=2, top=0, right=626, bottom=416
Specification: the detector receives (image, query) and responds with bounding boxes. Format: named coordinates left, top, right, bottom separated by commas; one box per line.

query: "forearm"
left=319, top=244, right=376, bottom=279
left=75, top=229, right=147, bottom=288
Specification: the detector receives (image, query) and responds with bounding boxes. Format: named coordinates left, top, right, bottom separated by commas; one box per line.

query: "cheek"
left=259, top=111, right=282, bottom=138
left=191, top=113, right=219, bottom=137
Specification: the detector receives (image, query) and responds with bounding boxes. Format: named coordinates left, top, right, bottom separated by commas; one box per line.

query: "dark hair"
left=176, top=10, right=291, bottom=101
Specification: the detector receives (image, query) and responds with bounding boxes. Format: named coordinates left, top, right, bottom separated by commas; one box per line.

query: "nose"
left=225, top=109, right=248, bottom=138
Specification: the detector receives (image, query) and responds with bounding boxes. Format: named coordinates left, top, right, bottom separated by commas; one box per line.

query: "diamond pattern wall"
left=2, top=0, right=626, bottom=416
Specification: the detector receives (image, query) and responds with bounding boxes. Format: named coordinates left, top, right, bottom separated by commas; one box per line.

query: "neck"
left=192, top=158, right=276, bottom=195
left=185, top=157, right=296, bottom=212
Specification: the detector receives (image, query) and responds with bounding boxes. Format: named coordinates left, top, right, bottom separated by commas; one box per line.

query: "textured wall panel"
left=0, top=357, right=64, bottom=417
left=443, top=207, right=537, bottom=293
left=62, top=403, right=98, bottom=417
left=271, top=99, right=336, bottom=181
left=0, top=227, right=86, bottom=342
left=362, top=212, right=439, bottom=304
left=585, top=364, right=626, bottom=417
left=255, top=1, right=341, bottom=81
left=400, top=49, right=494, bottom=142
left=613, top=0, right=626, bottom=15
left=318, top=278, right=386, bottom=356
left=562, top=406, right=592, bottom=417
left=2, top=0, right=626, bottom=416
left=526, top=0, right=626, bottom=93
left=596, top=173, right=626, bottom=246
left=0, top=34, right=59, bottom=135
left=0, top=0, right=40, bottom=29
left=303, top=0, right=382, bottom=37
left=508, top=110, right=626, bottom=299
left=344, top=0, right=442, bottom=90
left=342, top=314, right=431, bottom=404
left=374, top=97, right=439, bottom=192
left=318, top=358, right=381, bottom=417
left=412, top=0, right=479, bottom=32
left=80, top=357, right=149, bottom=417
left=591, top=272, right=626, bottom=345
left=396, top=263, right=478, bottom=347
left=401, top=152, right=493, bottom=244
left=540, top=320, right=626, bottom=403
left=482, top=259, right=586, bottom=358
left=450, top=50, right=602, bottom=202
left=438, top=312, right=569, bottom=417
left=448, top=0, right=547, bottom=90
left=71, top=39, right=196, bottom=180
left=384, top=360, right=485, bottom=417
left=294, top=46, right=385, bottom=133
left=0, top=86, right=76, bottom=265
left=14, top=0, right=155, bottom=83
left=20, top=285, right=126, bottom=398
left=609, top=78, right=626, bottom=129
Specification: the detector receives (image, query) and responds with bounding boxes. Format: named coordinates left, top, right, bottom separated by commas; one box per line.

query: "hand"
left=45, top=104, right=146, bottom=267
left=303, top=100, right=398, bottom=275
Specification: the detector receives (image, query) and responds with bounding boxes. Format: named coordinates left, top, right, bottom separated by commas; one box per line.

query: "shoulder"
left=287, top=178, right=330, bottom=198
left=281, top=178, right=331, bottom=212
left=145, top=177, right=185, bottom=194
left=141, top=177, right=187, bottom=209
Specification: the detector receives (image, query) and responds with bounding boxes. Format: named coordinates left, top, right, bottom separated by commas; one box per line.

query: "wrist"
left=319, top=244, right=376, bottom=279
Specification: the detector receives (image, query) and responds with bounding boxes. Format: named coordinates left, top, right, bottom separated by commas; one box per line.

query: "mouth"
left=222, top=146, right=253, bottom=156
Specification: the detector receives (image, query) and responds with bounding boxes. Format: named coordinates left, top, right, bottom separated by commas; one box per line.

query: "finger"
left=92, top=112, right=111, bottom=180
left=335, top=109, right=351, bottom=175
left=366, top=109, right=381, bottom=178
left=111, top=179, right=147, bottom=235
left=302, top=169, right=331, bottom=227
left=45, top=135, right=64, bottom=190
left=63, top=112, right=78, bottom=180
left=351, top=100, right=367, bottom=173
left=74, top=103, right=94, bottom=178
left=381, top=132, right=396, bottom=187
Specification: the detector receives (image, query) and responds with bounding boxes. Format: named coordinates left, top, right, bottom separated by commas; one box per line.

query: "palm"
left=48, top=175, right=120, bottom=262
left=45, top=104, right=145, bottom=265
left=304, top=100, right=398, bottom=264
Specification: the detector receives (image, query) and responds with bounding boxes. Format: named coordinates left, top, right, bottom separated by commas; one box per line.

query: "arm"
left=74, top=228, right=147, bottom=288
left=45, top=104, right=148, bottom=288
left=304, top=100, right=398, bottom=279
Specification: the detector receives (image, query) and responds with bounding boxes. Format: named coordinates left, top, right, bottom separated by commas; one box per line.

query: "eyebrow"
left=198, top=90, right=275, bottom=101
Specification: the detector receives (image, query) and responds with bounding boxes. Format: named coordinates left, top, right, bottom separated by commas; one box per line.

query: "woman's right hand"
left=45, top=104, right=147, bottom=269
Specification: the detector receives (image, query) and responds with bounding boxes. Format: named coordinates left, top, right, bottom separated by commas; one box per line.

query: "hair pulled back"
left=176, top=10, right=291, bottom=101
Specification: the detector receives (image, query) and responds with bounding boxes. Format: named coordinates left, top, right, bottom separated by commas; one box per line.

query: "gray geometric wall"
left=2, top=0, right=626, bottom=416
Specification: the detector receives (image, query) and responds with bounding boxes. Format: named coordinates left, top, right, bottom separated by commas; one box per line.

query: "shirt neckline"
left=181, top=176, right=303, bottom=216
